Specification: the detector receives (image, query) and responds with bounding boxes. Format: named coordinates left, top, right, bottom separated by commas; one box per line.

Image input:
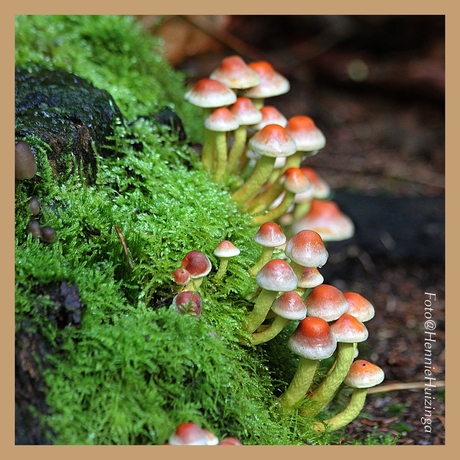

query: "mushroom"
left=296, top=267, right=324, bottom=292
left=343, top=291, right=375, bottom=323
left=218, top=436, right=243, bottom=445
left=291, top=167, right=331, bottom=222
left=184, top=78, right=237, bottom=170
left=302, top=313, right=369, bottom=418
left=248, top=221, right=286, bottom=277
left=15, top=140, right=37, bottom=189
left=284, top=229, right=329, bottom=278
left=28, top=196, right=41, bottom=215
left=313, top=359, right=385, bottom=432
left=168, top=422, right=209, bottom=445
left=250, top=290, right=307, bottom=345
left=278, top=316, right=337, bottom=409
left=209, top=55, right=260, bottom=90
left=292, top=199, right=355, bottom=242
left=180, top=250, right=212, bottom=291
left=285, top=115, right=326, bottom=158
left=172, top=291, right=203, bottom=317
left=26, top=220, right=41, bottom=239
left=213, top=240, right=240, bottom=280
left=240, top=61, right=290, bottom=109
left=227, top=97, right=263, bottom=173
left=204, top=107, right=240, bottom=183
left=252, top=106, right=288, bottom=130
left=244, top=258, right=298, bottom=333
left=40, top=226, right=57, bottom=244
left=304, top=284, right=349, bottom=322
left=231, top=124, right=297, bottom=205
left=171, top=267, right=191, bottom=289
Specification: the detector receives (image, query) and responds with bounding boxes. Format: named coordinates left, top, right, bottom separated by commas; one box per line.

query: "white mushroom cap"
left=214, top=240, right=240, bottom=258
left=344, top=360, right=385, bottom=389
left=185, top=78, right=237, bottom=108
left=288, top=316, right=337, bottom=360
left=168, top=422, right=208, bottom=445
left=330, top=313, right=369, bottom=343
left=255, top=259, right=298, bottom=292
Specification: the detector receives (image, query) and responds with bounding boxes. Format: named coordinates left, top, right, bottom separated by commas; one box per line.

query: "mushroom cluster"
left=244, top=227, right=383, bottom=430
left=176, top=56, right=384, bottom=434
left=184, top=55, right=354, bottom=235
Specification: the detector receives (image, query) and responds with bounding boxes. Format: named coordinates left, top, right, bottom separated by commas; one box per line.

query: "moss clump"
left=15, top=15, right=331, bottom=445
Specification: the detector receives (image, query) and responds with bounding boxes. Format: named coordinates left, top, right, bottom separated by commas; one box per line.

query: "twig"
left=367, top=380, right=445, bottom=394
left=114, top=225, right=134, bottom=270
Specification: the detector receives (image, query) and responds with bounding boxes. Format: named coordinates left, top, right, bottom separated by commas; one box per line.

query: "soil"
left=145, top=15, right=446, bottom=445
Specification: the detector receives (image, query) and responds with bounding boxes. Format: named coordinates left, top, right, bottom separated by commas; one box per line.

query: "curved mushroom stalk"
left=313, top=359, right=385, bottom=432
left=312, top=387, right=368, bottom=432
left=278, top=316, right=337, bottom=410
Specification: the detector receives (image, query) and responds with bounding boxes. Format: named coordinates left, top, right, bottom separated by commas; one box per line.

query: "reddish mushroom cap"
left=181, top=250, right=212, bottom=279
left=300, top=167, right=331, bottom=199
left=219, top=437, right=243, bottom=445
left=343, top=292, right=376, bottom=322
left=285, top=115, right=326, bottom=153
left=330, top=313, right=369, bottom=343
left=344, top=360, right=385, bottom=389
left=272, top=291, right=307, bottom=321
left=297, top=266, right=324, bottom=289
left=254, top=221, right=287, bottom=248
left=284, top=229, right=329, bottom=268
left=168, top=422, right=208, bottom=445
left=281, top=167, right=311, bottom=194
left=255, top=259, right=298, bottom=292
left=172, top=267, right=191, bottom=286
left=204, top=107, right=240, bottom=132
left=304, top=284, right=349, bottom=322
left=288, top=316, right=337, bottom=360
left=241, top=61, right=290, bottom=98
left=214, top=240, right=241, bottom=258
left=248, top=124, right=297, bottom=158
left=253, top=106, right=288, bottom=130
left=292, top=199, right=355, bottom=242
left=210, top=55, right=261, bottom=89
left=172, top=291, right=203, bottom=317
left=184, top=78, right=237, bottom=108
left=229, top=97, right=263, bottom=125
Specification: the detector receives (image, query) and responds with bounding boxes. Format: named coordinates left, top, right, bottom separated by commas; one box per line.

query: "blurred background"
left=137, top=15, right=445, bottom=444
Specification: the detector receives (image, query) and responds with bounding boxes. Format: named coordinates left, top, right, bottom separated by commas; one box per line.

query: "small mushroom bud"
left=40, top=226, right=56, bottom=244
left=172, top=291, right=202, bottom=317
left=26, top=220, right=41, bottom=239
left=28, top=196, right=41, bottom=215
left=15, top=140, right=37, bottom=181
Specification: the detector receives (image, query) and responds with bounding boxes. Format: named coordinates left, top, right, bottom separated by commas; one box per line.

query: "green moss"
left=15, top=15, right=336, bottom=445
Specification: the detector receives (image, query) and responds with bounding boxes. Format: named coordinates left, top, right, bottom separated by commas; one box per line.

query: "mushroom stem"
left=278, top=357, right=319, bottom=410
left=250, top=190, right=296, bottom=226
left=201, top=127, right=216, bottom=171
left=227, top=125, right=248, bottom=174
left=244, top=288, right=279, bottom=333
left=246, top=180, right=284, bottom=214
left=212, top=131, right=229, bottom=184
left=232, top=155, right=276, bottom=205
left=301, top=342, right=357, bottom=418
left=250, top=315, right=290, bottom=345
left=214, top=258, right=229, bottom=280
left=248, top=246, right=275, bottom=277
left=292, top=199, right=312, bottom=223
left=312, top=388, right=368, bottom=432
